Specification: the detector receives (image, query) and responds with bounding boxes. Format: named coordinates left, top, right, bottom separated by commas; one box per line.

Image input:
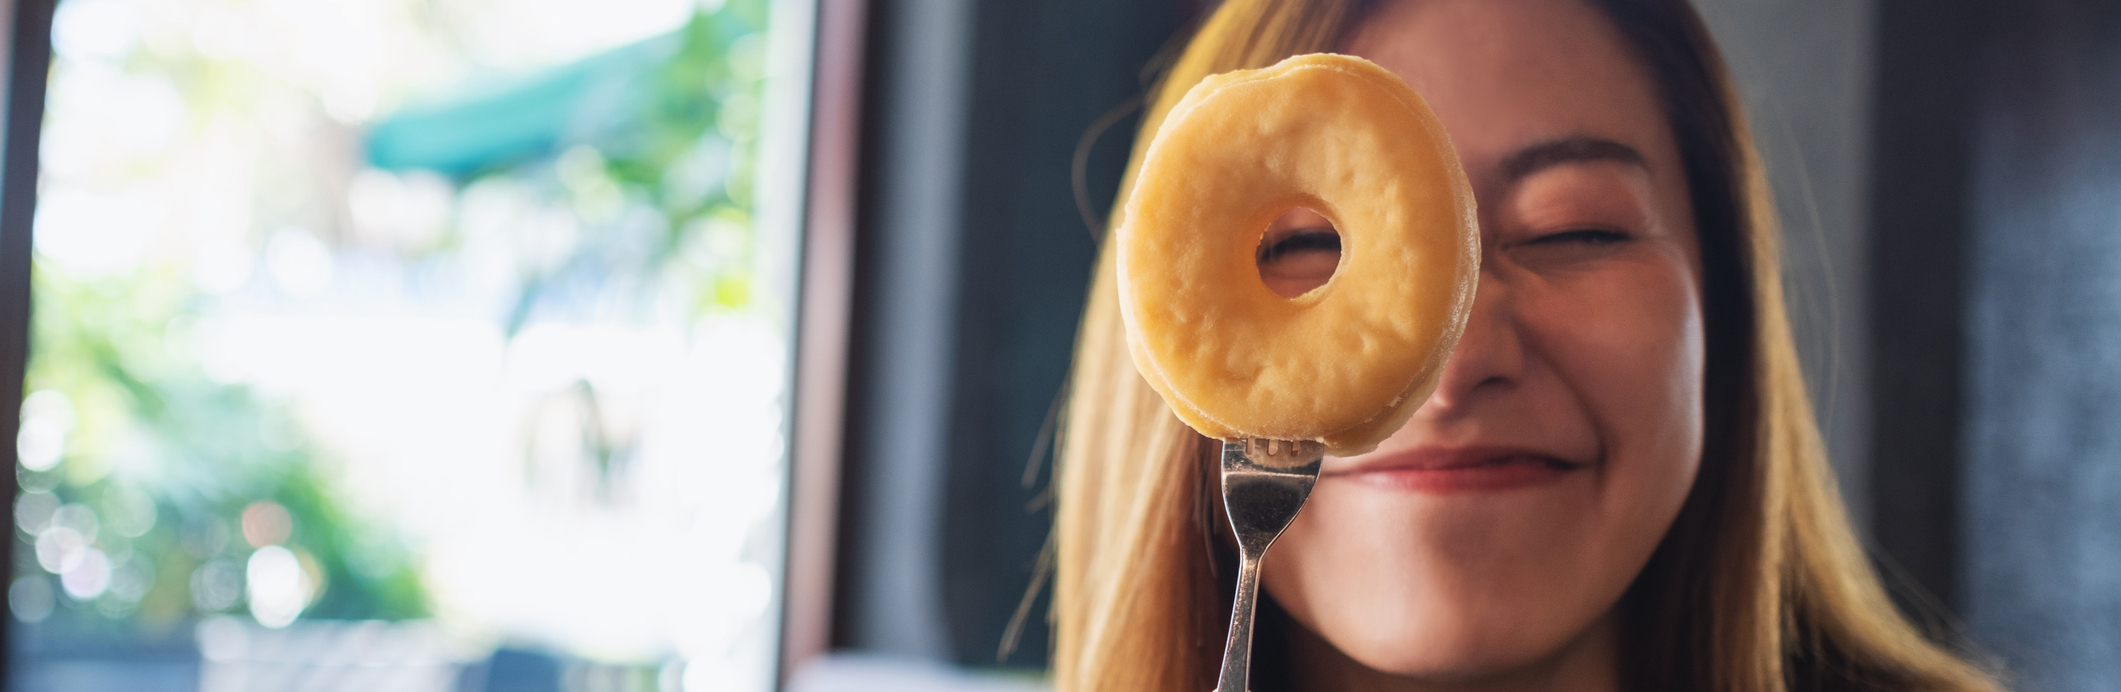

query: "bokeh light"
left=240, top=501, right=292, bottom=548
left=10, top=576, right=55, bottom=623
left=16, top=391, right=74, bottom=472
left=245, top=545, right=313, bottom=628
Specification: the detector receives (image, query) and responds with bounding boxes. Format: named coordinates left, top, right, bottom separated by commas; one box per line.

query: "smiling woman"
left=1268, top=1, right=1710, bottom=681
left=1053, top=0, right=2003, bottom=691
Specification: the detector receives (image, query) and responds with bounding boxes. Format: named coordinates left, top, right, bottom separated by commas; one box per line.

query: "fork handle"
left=1215, top=553, right=1264, bottom=692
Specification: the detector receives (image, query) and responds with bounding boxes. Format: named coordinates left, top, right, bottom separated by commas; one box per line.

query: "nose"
left=1422, top=264, right=1523, bottom=414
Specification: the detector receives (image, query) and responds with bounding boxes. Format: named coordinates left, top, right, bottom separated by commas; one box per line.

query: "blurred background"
left=2, top=0, right=2116, bottom=691
left=9, top=0, right=806, bottom=689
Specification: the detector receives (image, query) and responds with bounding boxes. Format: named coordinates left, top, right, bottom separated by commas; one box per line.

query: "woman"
left=1051, top=0, right=2003, bottom=690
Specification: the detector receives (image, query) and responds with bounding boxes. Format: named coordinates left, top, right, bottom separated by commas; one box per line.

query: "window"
left=11, top=0, right=814, bottom=689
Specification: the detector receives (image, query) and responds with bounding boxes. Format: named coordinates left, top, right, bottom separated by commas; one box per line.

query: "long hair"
left=1050, top=1, right=2003, bottom=690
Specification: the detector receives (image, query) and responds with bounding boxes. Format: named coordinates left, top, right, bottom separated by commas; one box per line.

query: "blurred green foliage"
left=444, top=5, right=774, bottom=335
left=20, top=265, right=428, bottom=626
left=17, top=0, right=769, bottom=634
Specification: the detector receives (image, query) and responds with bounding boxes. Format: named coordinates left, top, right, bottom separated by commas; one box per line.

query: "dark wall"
left=1958, top=1, right=2121, bottom=688
left=1870, top=0, right=2121, bottom=686
left=835, top=0, right=978, bottom=661
left=835, top=0, right=1184, bottom=668
left=1868, top=0, right=1987, bottom=620
left=942, top=0, right=1184, bottom=669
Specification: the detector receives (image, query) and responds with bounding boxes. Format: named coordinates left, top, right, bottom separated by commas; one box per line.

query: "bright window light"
left=16, top=0, right=805, bottom=689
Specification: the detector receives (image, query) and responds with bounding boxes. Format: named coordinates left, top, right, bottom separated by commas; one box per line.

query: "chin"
left=1294, top=584, right=1587, bottom=680
left=1262, top=480, right=1625, bottom=683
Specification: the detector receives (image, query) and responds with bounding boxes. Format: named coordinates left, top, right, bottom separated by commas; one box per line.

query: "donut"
left=1116, top=53, right=1479, bottom=457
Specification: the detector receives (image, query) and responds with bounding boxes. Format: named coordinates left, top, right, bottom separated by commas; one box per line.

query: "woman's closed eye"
left=1258, top=228, right=1342, bottom=298
left=1533, top=228, right=1632, bottom=247
left=1506, top=227, right=1636, bottom=270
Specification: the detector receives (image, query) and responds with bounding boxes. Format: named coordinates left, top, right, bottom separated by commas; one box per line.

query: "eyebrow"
left=1500, top=136, right=1648, bottom=181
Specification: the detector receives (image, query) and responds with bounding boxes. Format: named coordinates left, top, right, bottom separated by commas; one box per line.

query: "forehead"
left=1342, top=0, right=1679, bottom=186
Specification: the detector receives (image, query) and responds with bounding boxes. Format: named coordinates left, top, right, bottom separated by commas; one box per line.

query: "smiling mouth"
left=1326, top=452, right=1587, bottom=494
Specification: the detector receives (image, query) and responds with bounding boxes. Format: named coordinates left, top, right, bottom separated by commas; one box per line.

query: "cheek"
left=1518, top=247, right=1705, bottom=505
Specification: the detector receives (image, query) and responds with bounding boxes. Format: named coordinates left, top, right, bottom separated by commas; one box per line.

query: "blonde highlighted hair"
left=1051, top=0, right=2003, bottom=690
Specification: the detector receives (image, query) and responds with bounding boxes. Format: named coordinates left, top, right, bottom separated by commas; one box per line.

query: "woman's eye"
left=1529, top=228, right=1632, bottom=246
left=1257, top=229, right=1341, bottom=298
left=1506, top=227, right=1635, bottom=271
left=1257, top=228, right=1341, bottom=264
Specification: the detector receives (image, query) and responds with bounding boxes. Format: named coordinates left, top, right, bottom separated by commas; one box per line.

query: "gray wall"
left=1692, top=0, right=1879, bottom=524
left=840, top=0, right=977, bottom=662
left=836, top=0, right=1181, bottom=668
left=1697, top=7, right=2121, bottom=689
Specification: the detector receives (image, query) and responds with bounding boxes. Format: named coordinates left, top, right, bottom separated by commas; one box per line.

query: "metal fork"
left=1215, top=438, right=1325, bottom=692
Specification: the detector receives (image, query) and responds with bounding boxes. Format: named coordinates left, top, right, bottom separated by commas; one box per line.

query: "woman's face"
left=1256, top=0, right=1705, bottom=686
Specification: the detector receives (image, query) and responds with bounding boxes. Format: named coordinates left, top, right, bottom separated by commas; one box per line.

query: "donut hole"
left=1257, top=206, right=1343, bottom=298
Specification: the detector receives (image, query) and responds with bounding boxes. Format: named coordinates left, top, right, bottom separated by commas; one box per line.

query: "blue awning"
left=363, top=33, right=679, bottom=178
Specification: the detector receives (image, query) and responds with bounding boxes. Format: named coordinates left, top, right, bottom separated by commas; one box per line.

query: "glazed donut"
left=1117, top=53, right=1479, bottom=457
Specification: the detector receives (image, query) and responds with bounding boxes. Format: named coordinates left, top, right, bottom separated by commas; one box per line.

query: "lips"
left=1323, top=448, right=1587, bottom=494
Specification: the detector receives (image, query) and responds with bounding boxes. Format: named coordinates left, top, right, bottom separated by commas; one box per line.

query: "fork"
left=1214, top=437, right=1325, bottom=692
